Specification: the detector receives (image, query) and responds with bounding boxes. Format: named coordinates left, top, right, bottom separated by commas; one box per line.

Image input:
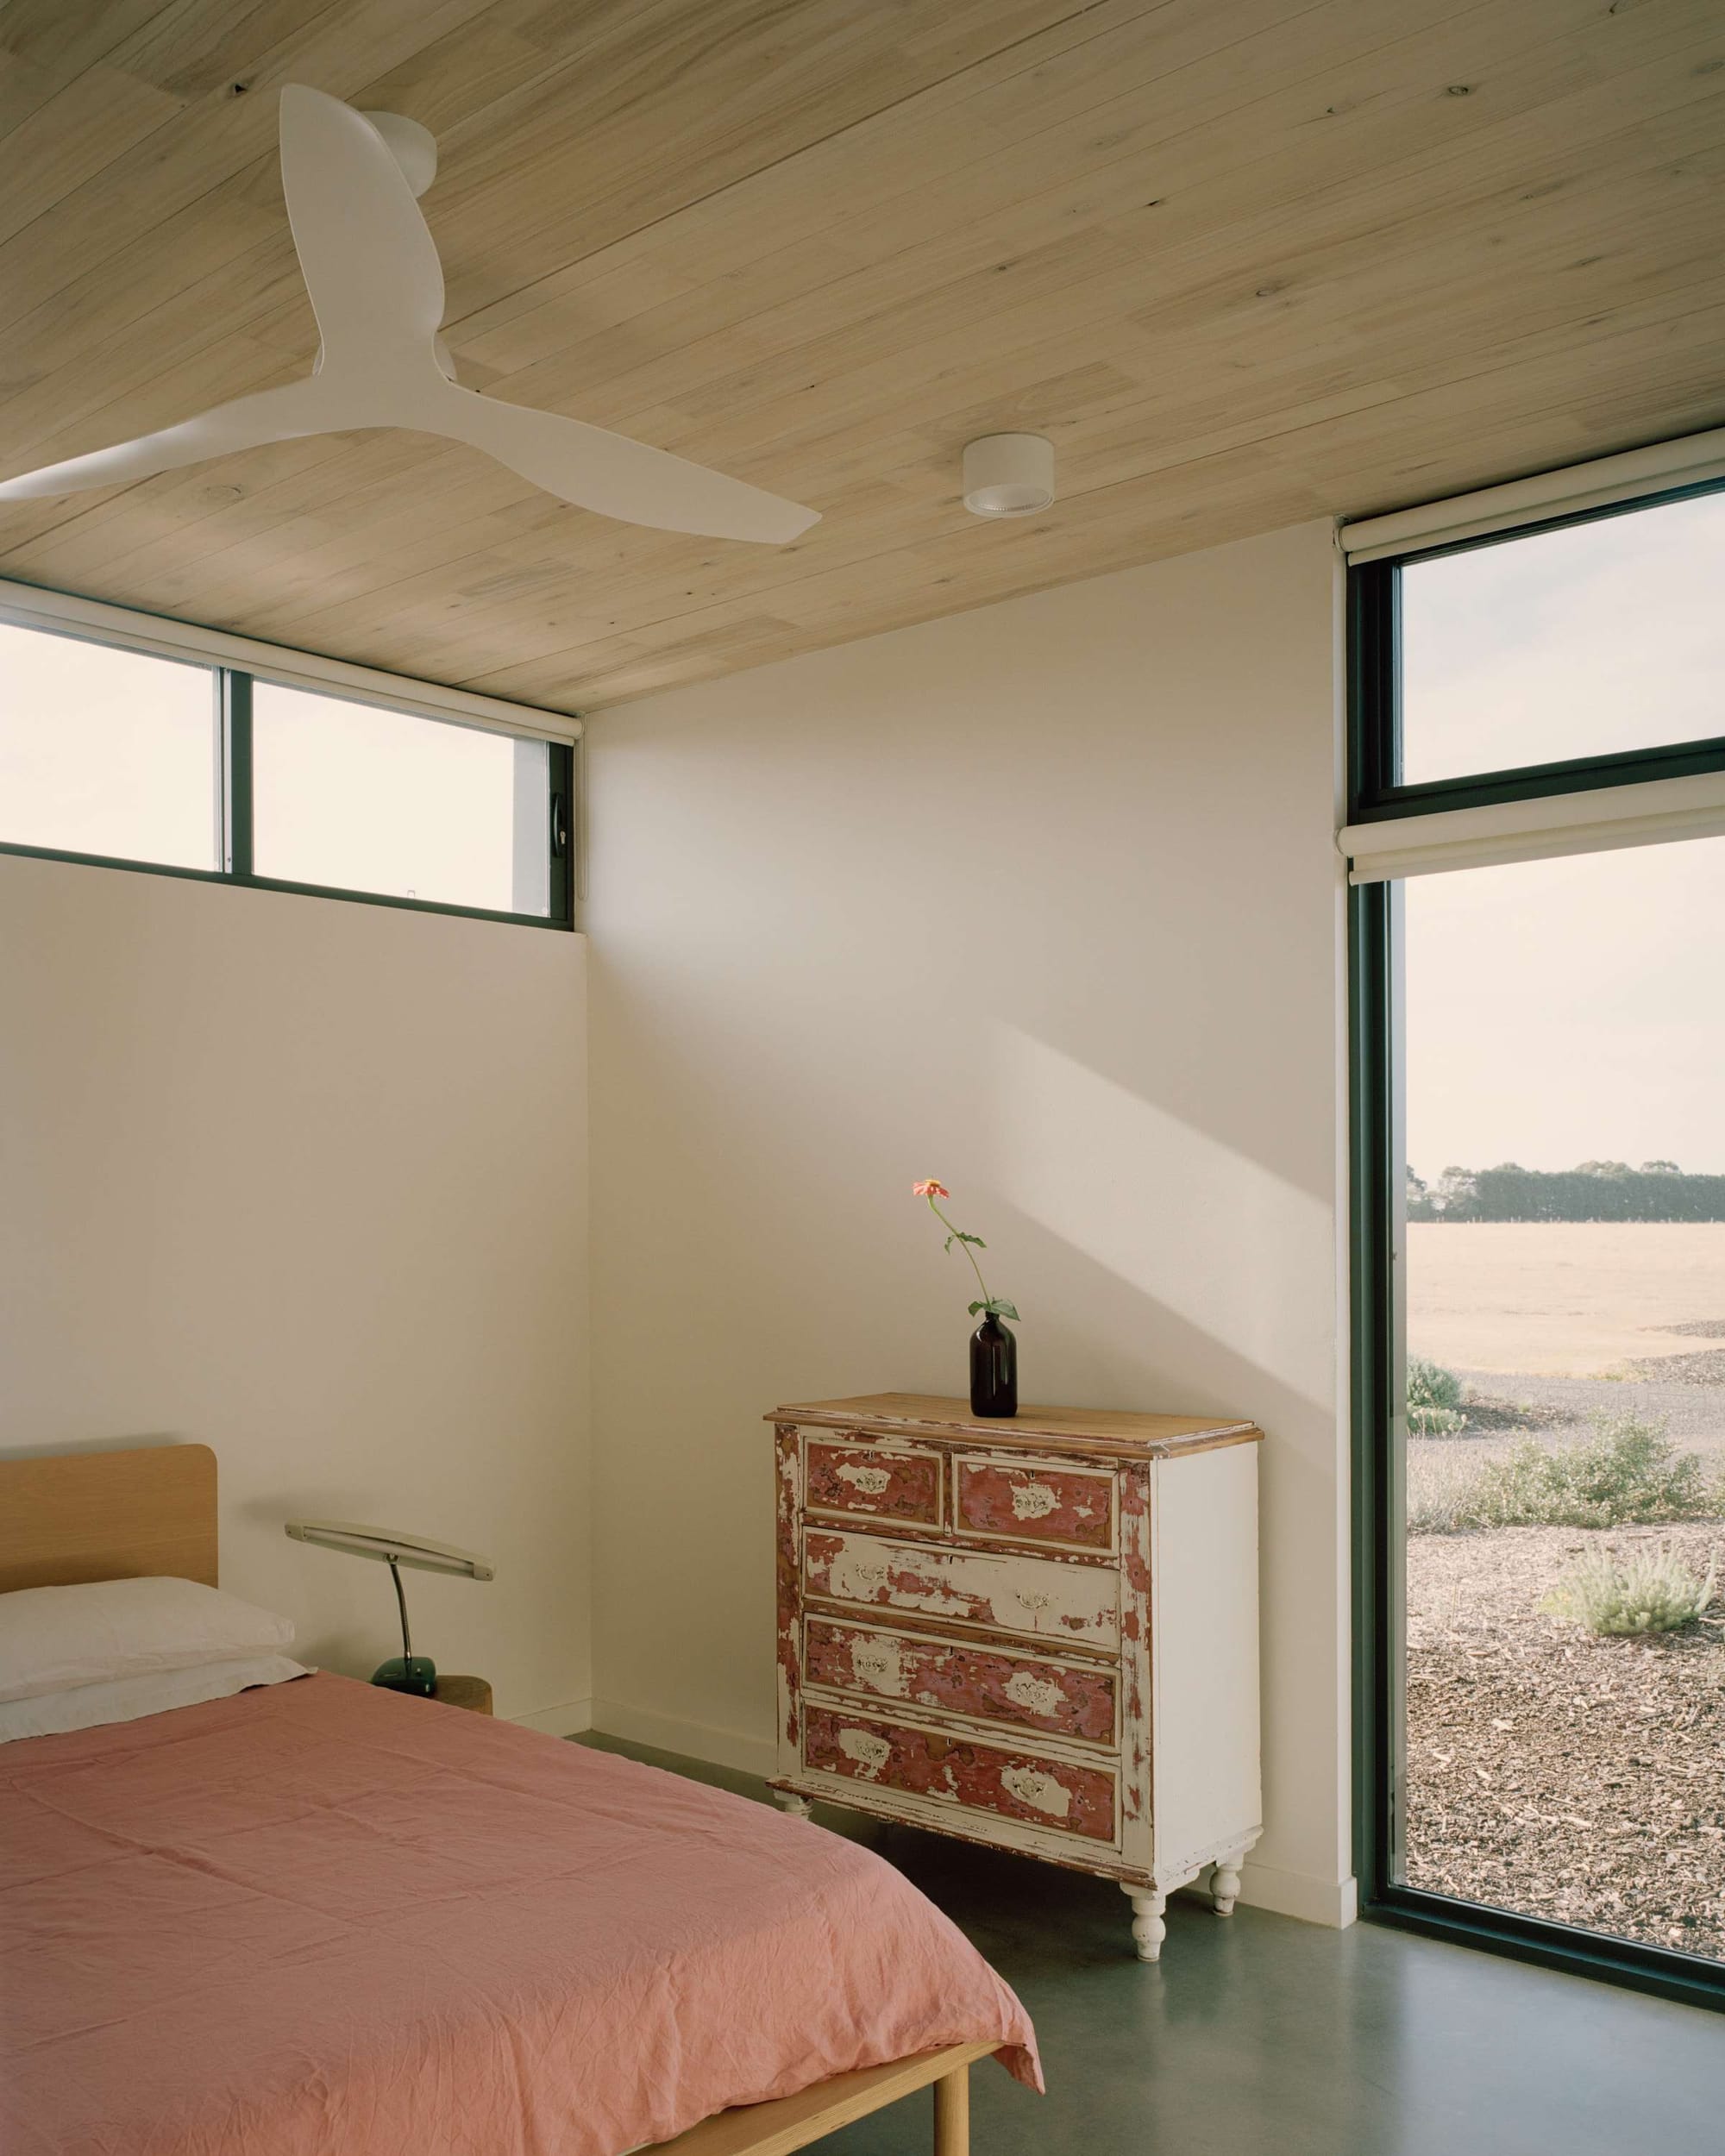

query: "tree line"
left=1408, top=1161, right=1725, bottom=1222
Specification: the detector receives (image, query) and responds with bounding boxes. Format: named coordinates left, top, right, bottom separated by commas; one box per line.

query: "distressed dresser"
left=768, top=1393, right=1263, bottom=1961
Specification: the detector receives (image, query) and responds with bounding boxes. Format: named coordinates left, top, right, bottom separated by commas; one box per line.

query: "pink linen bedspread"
left=0, top=1670, right=1039, bottom=2156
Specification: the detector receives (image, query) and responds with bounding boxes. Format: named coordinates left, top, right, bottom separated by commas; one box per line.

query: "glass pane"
left=252, top=684, right=549, bottom=915
left=1401, top=487, right=1725, bottom=785
left=1402, top=837, right=1725, bottom=1964
left=0, top=622, right=216, bottom=868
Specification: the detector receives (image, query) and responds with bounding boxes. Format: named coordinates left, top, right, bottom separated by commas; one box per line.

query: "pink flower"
left=913, top=1180, right=950, bottom=1200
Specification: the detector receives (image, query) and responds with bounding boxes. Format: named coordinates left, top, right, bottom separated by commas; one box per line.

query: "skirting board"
left=508, top=1696, right=594, bottom=1739
left=588, top=1700, right=1358, bottom=1928
left=590, top=1697, right=776, bottom=1777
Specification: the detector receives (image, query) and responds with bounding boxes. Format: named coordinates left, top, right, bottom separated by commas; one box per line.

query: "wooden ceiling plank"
left=2, top=2, right=1719, bottom=707
left=596, top=58, right=1722, bottom=503
left=451, top=0, right=1608, bottom=417
left=0, top=65, right=185, bottom=247
left=448, top=270, right=1725, bottom=705
left=0, top=0, right=178, bottom=141
left=0, top=0, right=503, bottom=336
left=615, top=14, right=1724, bottom=463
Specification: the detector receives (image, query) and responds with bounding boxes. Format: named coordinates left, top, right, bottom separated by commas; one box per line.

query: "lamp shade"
left=284, top=1520, right=494, bottom=1579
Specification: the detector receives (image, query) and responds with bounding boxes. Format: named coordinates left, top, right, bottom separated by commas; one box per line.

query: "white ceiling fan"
left=0, top=86, right=819, bottom=545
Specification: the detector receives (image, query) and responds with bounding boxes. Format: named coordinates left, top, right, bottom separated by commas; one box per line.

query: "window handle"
left=549, top=791, right=569, bottom=857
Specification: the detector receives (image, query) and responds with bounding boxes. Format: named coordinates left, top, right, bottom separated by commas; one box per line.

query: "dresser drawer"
left=803, top=1436, right=942, bottom=1526
left=803, top=1703, right=1117, bottom=1844
left=806, top=1617, right=1117, bottom=1745
left=802, top=1528, right=1120, bottom=1651
left=955, top=1454, right=1114, bottom=1549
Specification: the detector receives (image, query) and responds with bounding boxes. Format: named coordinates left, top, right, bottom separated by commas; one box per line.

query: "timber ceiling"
left=2, top=0, right=1722, bottom=712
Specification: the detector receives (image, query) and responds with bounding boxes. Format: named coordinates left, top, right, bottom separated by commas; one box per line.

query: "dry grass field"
left=1408, top=1221, right=1725, bottom=1377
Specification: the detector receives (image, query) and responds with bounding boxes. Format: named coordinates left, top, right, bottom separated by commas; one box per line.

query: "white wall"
left=585, top=520, right=1352, bottom=1924
left=0, top=856, right=590, bottom=1729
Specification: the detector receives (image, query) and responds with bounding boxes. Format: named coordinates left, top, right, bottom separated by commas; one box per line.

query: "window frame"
left=0, top=609, right=576, bottom=932
left=1348, top=474, right=1725, bottom=827
left=1348, top=492, right=1725, bottom=2017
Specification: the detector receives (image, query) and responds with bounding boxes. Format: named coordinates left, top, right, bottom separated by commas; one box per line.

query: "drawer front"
left=804, top=1437, right=941, bottom=1526
left=803, top=1704, right=1116, bottom=1844
left=806, top=1617, right=1117, bottom=1745
left=955, top=1455, right=1114, bottom=1549
left=802, top=1528, right=1120, bottom=1651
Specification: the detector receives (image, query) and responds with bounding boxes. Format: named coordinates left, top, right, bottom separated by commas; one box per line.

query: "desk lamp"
left=285, top=1519, right=493, bottom=1695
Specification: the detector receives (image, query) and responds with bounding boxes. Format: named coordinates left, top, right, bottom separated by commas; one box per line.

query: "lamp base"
left=372, top=1655, right=437, bottom=1696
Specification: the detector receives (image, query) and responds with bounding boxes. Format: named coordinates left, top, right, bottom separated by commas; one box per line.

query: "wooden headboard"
left=0, top=1445, right=217, bottom=1595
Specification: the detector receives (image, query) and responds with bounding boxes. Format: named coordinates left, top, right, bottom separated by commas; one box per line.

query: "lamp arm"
left=387, top=1555, right=413, bottom=1664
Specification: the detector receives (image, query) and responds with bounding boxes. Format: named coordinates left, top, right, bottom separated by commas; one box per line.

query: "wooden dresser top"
left=768, top=1393, right=1262, bottom=1461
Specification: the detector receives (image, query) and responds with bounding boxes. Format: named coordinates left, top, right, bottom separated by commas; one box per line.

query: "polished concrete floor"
left=578, top=1733, right=1723, bottom=2156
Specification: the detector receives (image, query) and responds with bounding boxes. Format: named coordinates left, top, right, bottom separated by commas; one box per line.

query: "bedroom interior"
left=1, top=3, right=1722, bottom=2153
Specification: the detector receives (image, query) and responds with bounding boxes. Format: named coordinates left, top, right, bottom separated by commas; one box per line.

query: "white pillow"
left=0, top=1576, right=295, bottom=1703
left=0, top=1655, right=308, bottom=1744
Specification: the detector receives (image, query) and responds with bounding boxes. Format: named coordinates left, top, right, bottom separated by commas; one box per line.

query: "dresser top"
left=768, top=1392, right=1262, bottom=1460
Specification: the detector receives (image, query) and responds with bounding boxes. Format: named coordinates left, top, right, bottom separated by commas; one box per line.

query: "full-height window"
left=1351, top=479, right=1725, bottom=2012
left=0, top=612, right=573, bottom=928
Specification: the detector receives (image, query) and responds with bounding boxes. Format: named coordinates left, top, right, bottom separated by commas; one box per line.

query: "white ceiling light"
left=962, top=433, right=1055, bottom=517
left=0, top=88, right=819, bottom=547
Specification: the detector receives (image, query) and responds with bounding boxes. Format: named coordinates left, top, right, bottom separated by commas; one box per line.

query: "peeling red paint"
left=806, top=1618, right=1116, bottom=1743
left=806, top=1441, right=941, bottom=1524
left=957, top=1460, right=1113, bottom=1547
left=802, top=1529, right=1119, bottom=1647
left=1118, top=1466, right=1153, bottom=1825
left=774, top=1426, right=802, bottom=1746
left=804, top=1706, right=1115, bottom=1841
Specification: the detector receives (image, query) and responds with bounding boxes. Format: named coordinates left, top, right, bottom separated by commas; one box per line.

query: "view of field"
left=1404, top=1221, right=1725, bottom=1959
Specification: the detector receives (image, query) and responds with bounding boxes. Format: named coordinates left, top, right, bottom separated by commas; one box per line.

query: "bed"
left=0, top=1445, right=1038, bottom=2156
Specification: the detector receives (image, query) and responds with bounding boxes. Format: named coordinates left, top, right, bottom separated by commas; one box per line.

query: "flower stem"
left=926, top=1194, right=990, bottom=1306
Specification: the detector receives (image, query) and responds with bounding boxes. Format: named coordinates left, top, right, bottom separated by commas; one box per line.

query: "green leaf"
left=956, top=1232, right=987, bottom=1247
left=968, top=1299, right=1020, bottom=1323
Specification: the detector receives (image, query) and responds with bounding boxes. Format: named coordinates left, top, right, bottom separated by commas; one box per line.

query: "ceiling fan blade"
left=427, top=384, right=820, bottom=543
left=278, top=85, right=445, bottom=367
left=0, top=378, right=350, bottom=500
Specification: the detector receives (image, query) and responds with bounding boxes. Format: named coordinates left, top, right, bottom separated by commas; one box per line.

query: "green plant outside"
left=1540, top=1545, right=1721, bottom=1636
left=1410, top=1414, right=1722, bottom=1534
left=1407, top=1357, right=1467, bottom=1436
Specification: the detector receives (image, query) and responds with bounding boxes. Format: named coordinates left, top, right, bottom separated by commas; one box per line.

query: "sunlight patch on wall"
left=987, top=1026, right=1333, bottom=1408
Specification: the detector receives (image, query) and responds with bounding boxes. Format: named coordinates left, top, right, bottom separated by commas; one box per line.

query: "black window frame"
left=1349, top=473, right=1725, bottom=827
left=1349, top=480, right=1725, bottom=2016
left=0, top=617, right=575, bottom=931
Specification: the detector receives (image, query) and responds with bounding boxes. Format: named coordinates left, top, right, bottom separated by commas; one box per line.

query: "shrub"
left=1540, top=1545, right=1719, bottom=1636
left=1407, top=1357, right=1467, bottom=1437
left=1406, top=1445, right=1488, bottom=1534
left=1451, top=1414, right=1717, bottom=1531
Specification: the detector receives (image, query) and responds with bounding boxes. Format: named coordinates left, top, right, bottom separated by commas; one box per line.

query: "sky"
left=1402, top=489, right=1725, bottom=1179
left=0, top=624, right=528, bottom=912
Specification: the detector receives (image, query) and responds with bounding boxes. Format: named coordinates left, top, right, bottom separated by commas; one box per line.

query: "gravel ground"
left=1406, top=1522, right=1725, bottom=1959
left=1451, top=1369, right=1725, bottom=1450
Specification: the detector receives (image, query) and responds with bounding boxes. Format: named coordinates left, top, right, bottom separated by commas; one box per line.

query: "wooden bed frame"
left=0, top=1445, right=993, bottom=2156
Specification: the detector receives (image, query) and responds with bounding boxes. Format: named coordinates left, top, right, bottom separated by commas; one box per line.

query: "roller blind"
left=1339, top=768, right=1725, bottom=884
left=1340, top=426, right=1725, bottom=565
left=0, top=578, right=580, bottom=745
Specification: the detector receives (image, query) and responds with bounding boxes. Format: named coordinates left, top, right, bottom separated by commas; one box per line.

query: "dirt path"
left=1406, top=1522, right=1725, bottom=1958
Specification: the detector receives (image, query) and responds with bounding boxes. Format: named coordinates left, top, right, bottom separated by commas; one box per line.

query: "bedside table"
left=431, top=1673, right=492, bottom=1715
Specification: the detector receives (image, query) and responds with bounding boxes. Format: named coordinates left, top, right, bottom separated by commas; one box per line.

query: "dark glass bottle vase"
left=969, top=1312, right=1018, bottom=1418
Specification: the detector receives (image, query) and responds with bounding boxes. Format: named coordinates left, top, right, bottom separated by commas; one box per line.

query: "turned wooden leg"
left=933, top=2060, right=969, bottom=2156
left=1211, top=1859, right=1242, bottom=1916
left=771, top=1789, right=812, bottom=1819
left=1120, top=1882, right=1167, bottom=1962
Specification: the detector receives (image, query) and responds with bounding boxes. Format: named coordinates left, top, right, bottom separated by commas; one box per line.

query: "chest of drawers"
left=768, top=1392, right=1263, bottom=1961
